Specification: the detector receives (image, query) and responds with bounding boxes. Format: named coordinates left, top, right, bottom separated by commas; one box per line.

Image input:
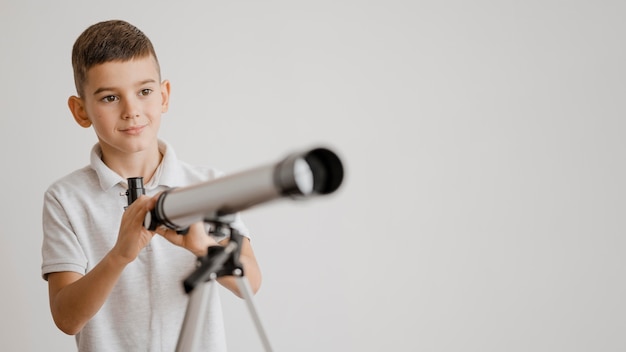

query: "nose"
left=122, top=96, right=140, bottom=119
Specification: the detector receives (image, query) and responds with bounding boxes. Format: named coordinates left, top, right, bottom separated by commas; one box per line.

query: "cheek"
left=146, top=110, right=162, bottom=127
left=90, top=117, right=114, bottom=132
left=146, top=99, right=165, bottom=119
left=146, top=96, right=166, bottom=115
left=86, top=107, right=119, bottom=131
left=87, top=104, right=114, bottom=121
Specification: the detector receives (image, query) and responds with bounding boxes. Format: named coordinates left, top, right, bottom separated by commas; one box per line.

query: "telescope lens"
left=305, top=148, right=344, bottom=195
left=293, top=158, right=314, bottom=195
left=275, top=147, right=343, bottom=198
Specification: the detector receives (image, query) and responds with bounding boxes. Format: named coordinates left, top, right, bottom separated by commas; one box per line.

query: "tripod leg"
left=235, top=275, right=274, bottom=352
left=176, top=279, right=216, bottom=352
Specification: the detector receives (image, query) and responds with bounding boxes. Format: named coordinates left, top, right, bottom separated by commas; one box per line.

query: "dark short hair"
left=71, top=20, right=160, bottom=97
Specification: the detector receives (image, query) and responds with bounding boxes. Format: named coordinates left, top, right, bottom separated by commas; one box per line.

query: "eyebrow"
left=92, top=79, right=158, bottom=96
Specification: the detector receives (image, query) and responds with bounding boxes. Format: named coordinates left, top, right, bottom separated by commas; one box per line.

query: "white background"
left=1, top=1, right=625, bottom=351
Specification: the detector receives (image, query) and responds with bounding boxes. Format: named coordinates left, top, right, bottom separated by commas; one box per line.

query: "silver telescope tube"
left=146, top=147, right=343, bottom=231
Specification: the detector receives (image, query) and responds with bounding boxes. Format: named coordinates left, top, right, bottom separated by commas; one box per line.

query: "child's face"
left=73, top=55, right=169, bottom=157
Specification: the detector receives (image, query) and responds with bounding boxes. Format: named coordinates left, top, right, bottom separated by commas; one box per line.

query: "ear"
left=68, top=96, right=92, bottom=128
left=160, top=80, right=171, bottom=113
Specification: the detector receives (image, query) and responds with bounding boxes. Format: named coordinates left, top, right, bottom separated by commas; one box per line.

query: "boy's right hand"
left=110, top=195, right=156, bottom=264
left=47, top=194, right=157, bottom=335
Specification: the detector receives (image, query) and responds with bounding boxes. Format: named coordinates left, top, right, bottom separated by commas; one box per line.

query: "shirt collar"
left=90, top=139, right=182, bottom=192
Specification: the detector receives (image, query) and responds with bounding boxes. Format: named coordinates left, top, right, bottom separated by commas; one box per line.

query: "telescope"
left=128, top=146, right=343, bottom=232
left=123, top=146, right=344, bottom=352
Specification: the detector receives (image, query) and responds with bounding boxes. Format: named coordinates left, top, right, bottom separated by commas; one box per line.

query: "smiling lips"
left=120, top=125, right=146, bottom=135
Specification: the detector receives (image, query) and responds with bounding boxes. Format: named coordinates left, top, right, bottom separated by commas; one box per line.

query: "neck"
left=100, top=142, right=163, bottom=183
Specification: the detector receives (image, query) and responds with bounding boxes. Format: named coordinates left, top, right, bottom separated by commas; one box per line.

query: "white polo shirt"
left=42, top=140, right=249, bottom=352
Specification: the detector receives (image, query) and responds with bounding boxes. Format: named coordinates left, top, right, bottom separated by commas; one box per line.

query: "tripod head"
left=184, top=217, right=245, bottom=294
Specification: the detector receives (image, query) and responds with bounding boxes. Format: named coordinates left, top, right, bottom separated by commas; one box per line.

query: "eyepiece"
left=126, top=177, right=145, bottom=205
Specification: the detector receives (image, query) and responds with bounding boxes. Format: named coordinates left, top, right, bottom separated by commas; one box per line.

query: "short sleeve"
left=41, top=189, right=88, bottom=280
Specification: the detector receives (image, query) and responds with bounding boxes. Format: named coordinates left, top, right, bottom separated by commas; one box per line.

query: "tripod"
left=175, top=219, right=273, bottom=352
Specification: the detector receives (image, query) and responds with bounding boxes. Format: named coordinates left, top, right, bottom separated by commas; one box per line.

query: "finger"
left=126, top=195, right=150, bottom=211
left=124, top=196, right=154, bottom=227
left=157, top=225, right=174, bottom=238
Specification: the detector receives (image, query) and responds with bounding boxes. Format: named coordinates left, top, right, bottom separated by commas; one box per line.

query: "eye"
left=101, top=95, right=118, bottom=103
left=139, top=89, right=153, bottom=96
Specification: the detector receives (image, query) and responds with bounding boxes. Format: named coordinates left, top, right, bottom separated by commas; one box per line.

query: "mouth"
left=120, top=125, right=147, bottom=135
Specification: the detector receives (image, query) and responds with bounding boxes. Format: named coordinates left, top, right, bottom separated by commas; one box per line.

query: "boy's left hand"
left=157, top=222, right=218, bottom=257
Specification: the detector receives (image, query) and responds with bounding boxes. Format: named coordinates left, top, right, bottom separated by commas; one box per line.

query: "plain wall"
left=1, top=1, right=625, bottom=351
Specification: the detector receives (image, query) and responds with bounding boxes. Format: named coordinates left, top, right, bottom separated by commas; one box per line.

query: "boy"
left=41, top=19, right=262, bottom=351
